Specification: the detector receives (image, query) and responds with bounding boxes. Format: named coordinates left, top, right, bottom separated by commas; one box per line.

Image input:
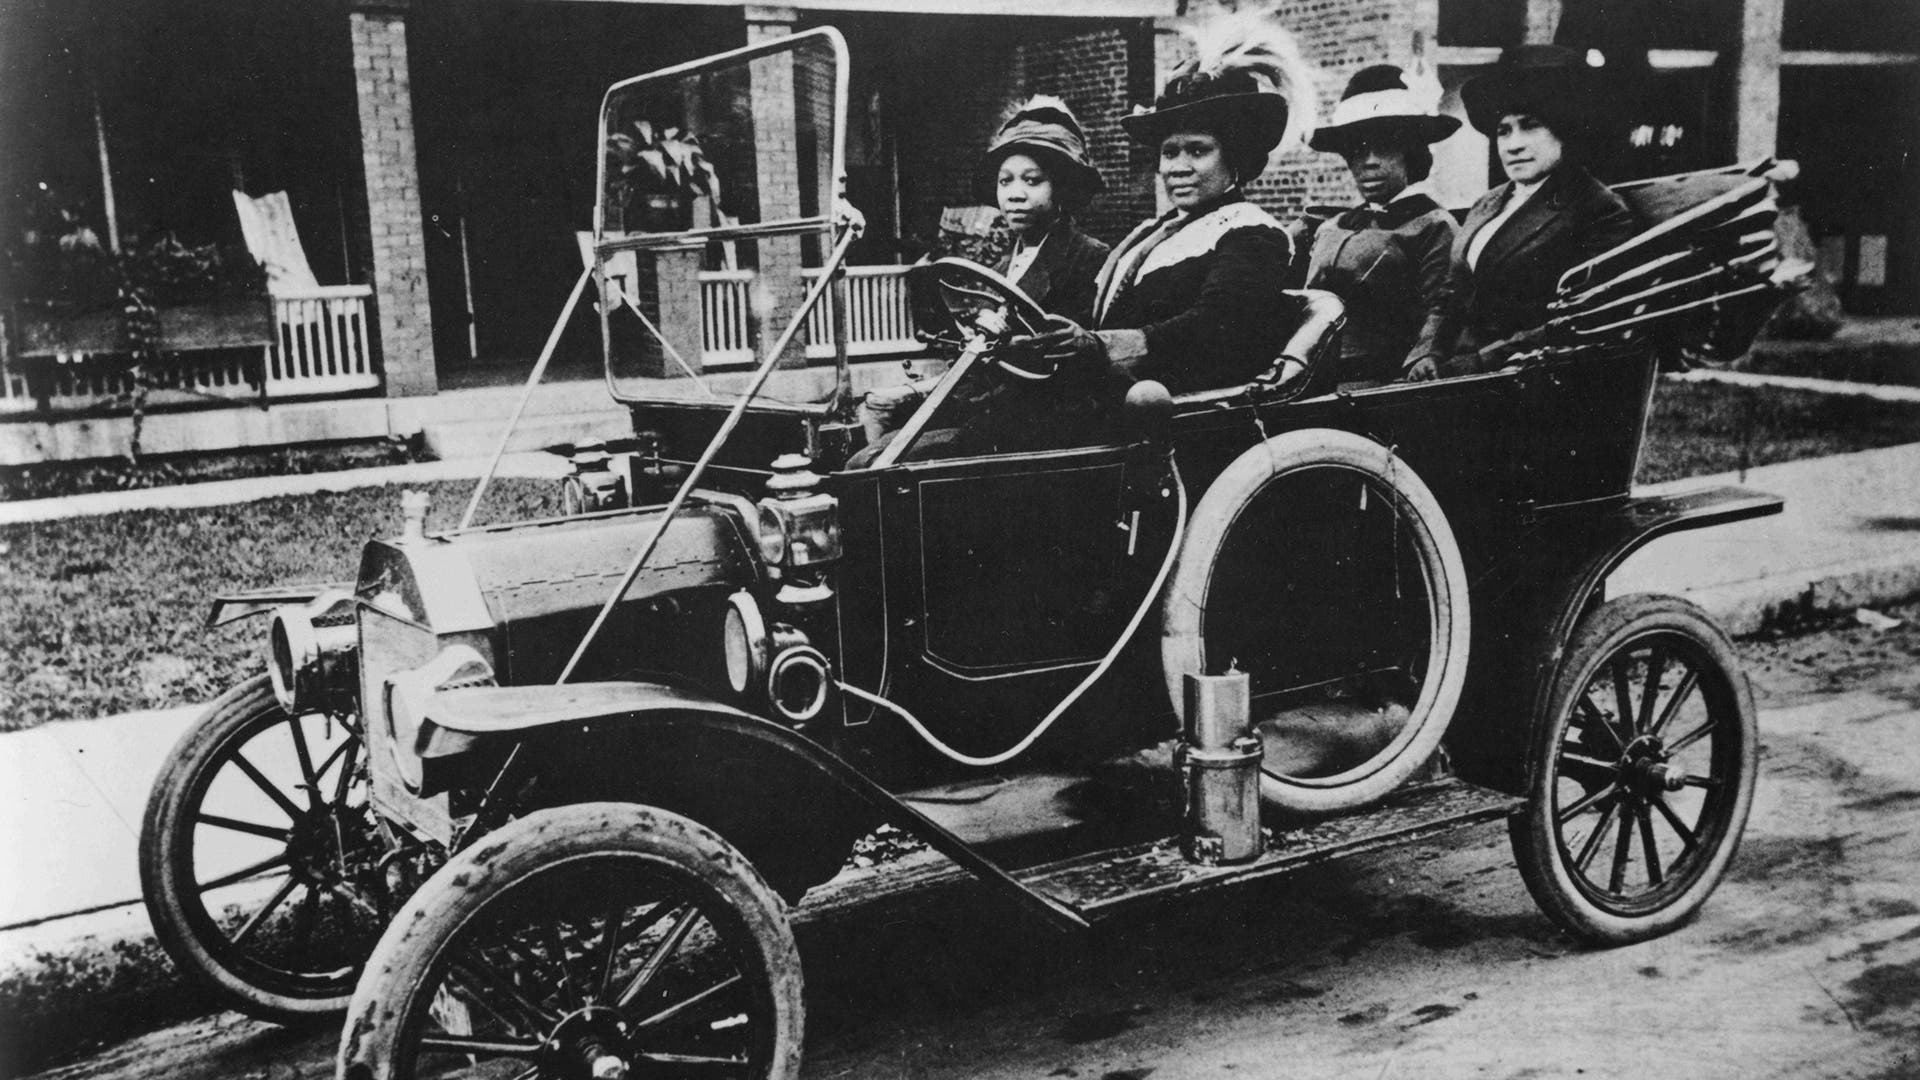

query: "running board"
left=1018, top=779, right=1523, bottom=919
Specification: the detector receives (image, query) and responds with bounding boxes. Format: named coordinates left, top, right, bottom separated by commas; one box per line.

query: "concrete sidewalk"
left=2, top=441, right=1918, bottom=953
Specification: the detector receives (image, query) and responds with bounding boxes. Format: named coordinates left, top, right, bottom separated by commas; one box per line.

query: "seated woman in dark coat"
left=1017, top=15, right=1312, bottom=396
left=858, top=97, right=1111, bottom=459
left=1304, top=64, right=1461, bottom=385
left=1438, top=45, right=1638, bottom=377
left=979, top=95, right=1112, bottom=327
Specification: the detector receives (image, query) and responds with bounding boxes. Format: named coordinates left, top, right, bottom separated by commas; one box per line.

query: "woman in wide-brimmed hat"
left=972, top=95, right=1112, bottom=328
left=1016, top=9, right=1315, bottom=396
left=1438, top=44, right=1636, bottom=375
left=1305, top=64, right=1462, bottom=385
left=860, top=97, right=1114, bottom=459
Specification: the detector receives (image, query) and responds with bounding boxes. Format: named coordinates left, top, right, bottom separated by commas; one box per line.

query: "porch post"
left=1523, top=0, right=1562, bottom=45
left=1734, top=0, right=1784, bottom=161
left=350, top=0, right=437, bottom=397
left=747, top=5, right=811, bottom=368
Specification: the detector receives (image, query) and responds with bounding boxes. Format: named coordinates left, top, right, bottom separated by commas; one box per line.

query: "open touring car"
left=135, top=29, right=1803, bottom=1080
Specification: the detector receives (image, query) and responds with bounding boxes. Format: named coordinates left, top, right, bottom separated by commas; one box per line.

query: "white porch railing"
left=0, top=286, right=378, bottom=415
left=697, top=269, right=757, bottom=369
left=694, top=265, right=923, bottom=369
left=801, top=265, right=922, bottom=360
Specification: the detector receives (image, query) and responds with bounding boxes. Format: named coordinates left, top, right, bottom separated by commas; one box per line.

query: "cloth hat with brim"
left=973, top=98, right=1105, bottom=209
left=1460, top=44, right=1609, bottom=139
left=1120, top=69, right=1290, bottom=164
left=1310, top=64, right=1459, bottom=153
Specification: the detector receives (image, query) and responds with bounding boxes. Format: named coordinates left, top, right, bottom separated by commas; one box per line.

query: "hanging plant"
left=5, top=187, right=270, bottom=457
left=605, top=119, right=725, bottom=232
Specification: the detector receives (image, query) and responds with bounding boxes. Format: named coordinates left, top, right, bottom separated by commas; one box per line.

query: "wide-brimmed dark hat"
left=1310, top=64, right=1459, bottom=153
left=1120, top=68, right=1290, bottom=165
left=973, top=96, right=1105, bottom=209
left=1460, top=44, right=1608, bottom=138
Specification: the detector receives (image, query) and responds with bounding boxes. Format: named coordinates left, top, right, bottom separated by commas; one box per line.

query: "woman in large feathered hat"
left=1018, top=7, right=1318, bottom=396
left=1304, top=63, right=1461, bottom=385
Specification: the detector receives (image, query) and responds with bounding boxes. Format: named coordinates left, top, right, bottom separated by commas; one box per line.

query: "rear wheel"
left=1510, top=594, right=1758, bottom=944
left=140, top=675, right=387, bottom=1022
left=338, top=802, right=803, bottom=1080
left=1162, top=429, right=1471, bottom=814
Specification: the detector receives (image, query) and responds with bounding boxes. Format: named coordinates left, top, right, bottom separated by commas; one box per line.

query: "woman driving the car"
left=858, top=96, right=1112, bottom=460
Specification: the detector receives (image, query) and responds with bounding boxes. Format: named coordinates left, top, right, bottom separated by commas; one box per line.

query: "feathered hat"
left=1120, top=5, right=1319, bottom=181
left=972, top=95, right=1105, bottom=209
left=1310, top=64, right=1459, bottom=154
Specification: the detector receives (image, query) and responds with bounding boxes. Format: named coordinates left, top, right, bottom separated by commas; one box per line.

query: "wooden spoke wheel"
left=140, top=675, right=388, bottom=1022
left=338, top=803, right=802, bottom=1080
left=1511, top=595, right=1758, bottom=944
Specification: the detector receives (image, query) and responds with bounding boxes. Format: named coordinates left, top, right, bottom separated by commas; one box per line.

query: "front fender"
left=418, top=681, right=1089, bottom=930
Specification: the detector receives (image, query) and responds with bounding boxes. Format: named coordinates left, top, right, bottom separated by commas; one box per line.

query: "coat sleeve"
left=1121, top=225, right=1294, bottom=392
left=1461, top=183, right=1639, bottom=372
left=1401, top=212, right=1459, bottom=373
left=1048, top=234, right=1111, bottom=328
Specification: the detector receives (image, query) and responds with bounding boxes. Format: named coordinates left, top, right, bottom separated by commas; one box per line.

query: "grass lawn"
left=0, top=479, right=559, bottom=731
left=3, top=377, right=1919, bottom=731
left=1638, top=378, right=1920, bottom=484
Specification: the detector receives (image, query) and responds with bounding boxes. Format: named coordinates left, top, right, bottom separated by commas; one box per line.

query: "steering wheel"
left=906, top=257, right=1056, bottom=380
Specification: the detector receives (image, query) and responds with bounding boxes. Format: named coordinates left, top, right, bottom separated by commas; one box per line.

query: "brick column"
left=1734, top=0, right=1783, bottom=161
left=350, top=0, right=436, bottom=397
left=1523, top=0, right=1563, bottom=45
left=747, top=5, right=810, bottom=368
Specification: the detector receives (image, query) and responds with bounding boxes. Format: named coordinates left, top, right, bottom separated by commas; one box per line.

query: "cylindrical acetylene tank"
left=1181, top=671, right=1265, bottom=865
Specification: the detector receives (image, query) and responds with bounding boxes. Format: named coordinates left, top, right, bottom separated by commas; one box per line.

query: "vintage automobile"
left=135, top=28, right=1804, bottom=1080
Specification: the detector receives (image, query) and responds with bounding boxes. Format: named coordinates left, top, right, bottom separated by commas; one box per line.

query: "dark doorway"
left=407, top=1, right=741, bottom=381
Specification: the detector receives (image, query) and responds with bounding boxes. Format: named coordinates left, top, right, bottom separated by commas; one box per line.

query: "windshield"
left=594, top=29, right=848, bottom=407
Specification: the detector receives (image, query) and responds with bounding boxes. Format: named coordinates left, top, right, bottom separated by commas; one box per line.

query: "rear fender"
left=1449, top=485, right=1781, bottom=792
left=418, top=681, right=1089, bottom=928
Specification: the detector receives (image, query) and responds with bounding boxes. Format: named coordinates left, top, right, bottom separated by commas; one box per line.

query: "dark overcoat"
left=1092, top=195, right=1295, bottom=395
left=1306, top=192, right=1458, bottom=384
left=1440, top=164, right=1636, bottom=375
left=995, top=220, right=1111, bottom=328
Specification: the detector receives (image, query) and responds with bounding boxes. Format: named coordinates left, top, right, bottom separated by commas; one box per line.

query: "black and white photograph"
left=1, top=0, right=1916, bottom=1077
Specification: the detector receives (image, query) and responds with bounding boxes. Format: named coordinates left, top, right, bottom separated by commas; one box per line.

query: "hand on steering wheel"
left=905, top=258, right=1055, bottom=378
left=1006, top=314, right=1109, bottom=381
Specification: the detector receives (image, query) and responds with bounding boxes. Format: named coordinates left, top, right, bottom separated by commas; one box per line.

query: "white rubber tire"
left=1161, top=428, right=1472, bottom=814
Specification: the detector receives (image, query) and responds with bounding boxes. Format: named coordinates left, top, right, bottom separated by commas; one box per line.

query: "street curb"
left=1691, top=553, right=1920, bottom=638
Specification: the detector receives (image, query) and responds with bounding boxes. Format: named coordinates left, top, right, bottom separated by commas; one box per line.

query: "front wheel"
left=338, top=803, right=804, bottom=1080
left=1510, top=594, right=1758, bottom=945
left=139, top=675, right=387, bottom=1022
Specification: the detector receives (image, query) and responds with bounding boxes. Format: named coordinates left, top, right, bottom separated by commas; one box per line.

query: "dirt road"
left=29, top=606, right=1920, bottom=1080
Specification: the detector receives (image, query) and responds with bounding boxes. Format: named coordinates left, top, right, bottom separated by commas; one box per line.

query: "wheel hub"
left=286, top=805, right=372, bottom=886
left=1619, top=735, right=1680, bottom=799
left=544, top=1006, right=631, bottom=1080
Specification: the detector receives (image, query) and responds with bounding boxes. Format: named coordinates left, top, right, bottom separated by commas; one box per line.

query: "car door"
left=858, top=441, right=1174, bottom=758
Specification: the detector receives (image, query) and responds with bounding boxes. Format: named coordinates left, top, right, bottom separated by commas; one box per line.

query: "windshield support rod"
left=459, top=266, right=593, bottom=531
left=555, top=224, right=860, bottom=685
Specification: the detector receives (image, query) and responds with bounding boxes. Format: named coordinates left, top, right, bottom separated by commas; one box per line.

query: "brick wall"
left=350, top=6, right=436, bottom=397
left=1012, top=25, right=1157, bottom=245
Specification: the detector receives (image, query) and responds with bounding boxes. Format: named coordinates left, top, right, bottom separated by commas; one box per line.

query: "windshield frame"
left=592, top=26, right=851, bottom=410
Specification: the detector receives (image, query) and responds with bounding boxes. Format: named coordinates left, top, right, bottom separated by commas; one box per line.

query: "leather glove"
left=1401, top=357, right=1439, bottom=382
left=1008, top=314, right=1108, bottom=377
